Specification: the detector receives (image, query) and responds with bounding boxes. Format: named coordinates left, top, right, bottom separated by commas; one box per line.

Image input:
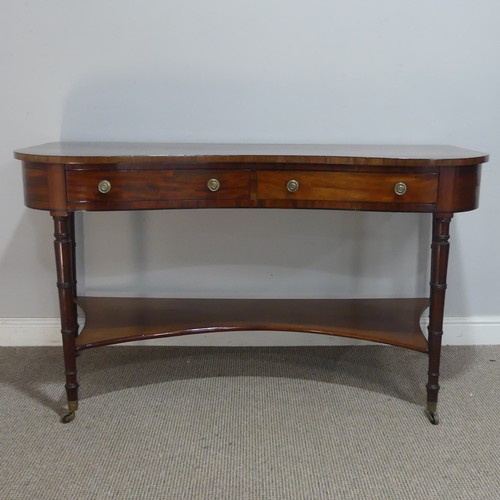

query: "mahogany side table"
left=15, top=143, right=488, bottom=424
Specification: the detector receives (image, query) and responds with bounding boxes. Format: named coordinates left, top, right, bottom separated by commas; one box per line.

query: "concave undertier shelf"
left=75, top=297, right=429, bottom=352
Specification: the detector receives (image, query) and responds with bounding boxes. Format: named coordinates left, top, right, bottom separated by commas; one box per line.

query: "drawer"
left=66, top=170, right=250, bottom=203
left=257, top=171, right=438, bottom=204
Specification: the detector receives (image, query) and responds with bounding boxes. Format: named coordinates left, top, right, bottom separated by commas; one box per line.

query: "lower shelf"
left=75, top=297, right=429, bottom=352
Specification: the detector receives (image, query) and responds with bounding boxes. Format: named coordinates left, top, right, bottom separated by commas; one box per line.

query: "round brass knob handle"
left=207, top=178, right=220, bottom=192
left=98, top=180, right=112, bottom=194
left=287, top=179, right=300, bottom=193
left=394, top=181, right=407, bottom=196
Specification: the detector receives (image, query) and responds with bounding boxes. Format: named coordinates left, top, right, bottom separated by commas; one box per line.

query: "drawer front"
left=66, top=170, right=250, bottom=203
left=257, top=171, right=438, bottom=204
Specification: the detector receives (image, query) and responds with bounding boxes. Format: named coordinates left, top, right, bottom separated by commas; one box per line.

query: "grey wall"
left=1, top=1, right=499, bottom=323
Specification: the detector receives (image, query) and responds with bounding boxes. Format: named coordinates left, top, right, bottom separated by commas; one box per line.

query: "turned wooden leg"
left=426, top=214, right=452, bottom=425
left=68, top=213, right=79, bottom=340
left=53, top=215, right=79, bottom=423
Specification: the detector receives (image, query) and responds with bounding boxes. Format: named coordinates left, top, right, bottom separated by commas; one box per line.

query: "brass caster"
left=60, top=401, right=78, bottom=423
left=425, top=408, right=440, bottom=425
left=60, top=411, right=76, bottom=424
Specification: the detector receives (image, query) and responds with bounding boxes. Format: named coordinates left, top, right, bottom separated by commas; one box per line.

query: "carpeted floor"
left=1, top=345, right=499, bottom=499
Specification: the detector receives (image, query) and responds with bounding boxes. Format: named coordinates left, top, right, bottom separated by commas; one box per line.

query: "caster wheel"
left=425, top=409, right=439, bottom=425
left=60, top=411, right=76, bottom=424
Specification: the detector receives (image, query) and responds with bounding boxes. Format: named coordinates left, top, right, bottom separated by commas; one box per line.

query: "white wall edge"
left=0, top=316, right=499, bottom=347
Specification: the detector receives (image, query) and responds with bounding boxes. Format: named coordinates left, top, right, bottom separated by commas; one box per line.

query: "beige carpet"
left=1, top=345, right=499, bottom=499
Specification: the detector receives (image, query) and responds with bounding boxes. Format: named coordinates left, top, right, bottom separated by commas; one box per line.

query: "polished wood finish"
left=15, top=142, right=488, bottom=166
left=75, top=297, right=430, bottom=352
left=22, top=165, right=50, bottom=210
left=18, top=142, right=485, bottom=213
left=53, top=216, right=78, bottom=406
left=66, top=169, right=250, bottom=204
left=15, top=142, right=488, bottom=423
left=257, top=171, right=438, bottom=204
left=426, top=215, right=452, bottom=419
left=436, top=165, right=482, bottom=213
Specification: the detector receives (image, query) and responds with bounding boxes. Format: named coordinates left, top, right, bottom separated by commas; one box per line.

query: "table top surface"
left=14, top=142, right=488, bottom=166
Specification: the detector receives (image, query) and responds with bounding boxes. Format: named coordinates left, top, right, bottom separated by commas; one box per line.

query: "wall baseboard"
left=1, top=316, right=499, bottom=347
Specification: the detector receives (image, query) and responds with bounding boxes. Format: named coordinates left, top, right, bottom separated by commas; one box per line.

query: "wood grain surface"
left=75, top=297, right=430, bottom=352
left=15, top=142, right=488, bottom=166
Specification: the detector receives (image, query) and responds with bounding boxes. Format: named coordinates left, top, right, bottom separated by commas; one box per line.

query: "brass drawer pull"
left=207, top=178, right=220, bottom=192
left=287, top=179, right=299, bottom=193
left=98, top=180, right=111, bottom=194
left=394, top=181, right=407, bottom=196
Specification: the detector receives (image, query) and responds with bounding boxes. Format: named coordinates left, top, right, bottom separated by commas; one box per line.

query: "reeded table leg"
left=53, top=214, right=79, bottom=423
left=426, top=214, right=452, bottom=425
